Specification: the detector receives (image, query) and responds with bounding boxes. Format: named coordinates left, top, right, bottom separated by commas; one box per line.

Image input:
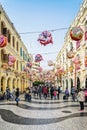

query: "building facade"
left=55, top=0, right=87, bottom=92
left=0, top=5, right=33, bottom=93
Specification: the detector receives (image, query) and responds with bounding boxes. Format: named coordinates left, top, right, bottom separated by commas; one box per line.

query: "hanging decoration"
left=38, top=31, right=53, bottom=46
left=8, top=55, right=16, bottom=66
left=73, top=55, right=81, bottom=70
left=70, top=26, right=83, bottom=41
left=67, top=50, right=74, bottom=59
left=35, top=54, right=43, bottom=62
left=38, top=67, right=43, bottom=73
left=48, top=60, right=54, bottom=66
left=23, top=67, right=29, bottom=72
left=8, top=61, right=14, bottom=66
left=26, top=62, right=32, bottom=68
left=0, top=35, right=8, bottom=48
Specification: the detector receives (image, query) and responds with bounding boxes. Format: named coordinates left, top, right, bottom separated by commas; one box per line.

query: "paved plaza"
left=0, top=94, right=87, bottom=130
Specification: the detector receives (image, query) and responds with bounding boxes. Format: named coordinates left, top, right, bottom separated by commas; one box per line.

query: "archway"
left=66, top=79, right=68, bottom=88
left=13, top=79, right=16, bottom=89
left=17, top=79, right=20, bottom=89
left=7, top=78, right=11, bottom=89
left=1, top=77, right=5, bottom=92
left=77, top=77, right=80, bottom=89
left=71, top=78, right=73, bottom=88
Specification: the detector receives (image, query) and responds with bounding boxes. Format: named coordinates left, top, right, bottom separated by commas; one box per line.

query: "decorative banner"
left=48, top=60, right=54, bottom=66
left=0, top=35, right=8, bottom=48
left=35, top=54, right=43, bottom=62
left=38, top=31, right=53, bottom=46
left=70, top=27, right=83, bottom=41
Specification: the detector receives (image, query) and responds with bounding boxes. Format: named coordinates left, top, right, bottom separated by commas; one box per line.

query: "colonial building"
left=0, top=4, right=33, bottom=92
left=55, top=0, right=87, bottom=92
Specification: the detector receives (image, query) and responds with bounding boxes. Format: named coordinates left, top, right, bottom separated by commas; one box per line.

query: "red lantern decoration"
left=0, top=35, right=8, bottom=48
left=70, top=27, right=83, bottom=41
left=35, top=54, right=43, bottom=62
left=38, top=31, right=53, bottom=46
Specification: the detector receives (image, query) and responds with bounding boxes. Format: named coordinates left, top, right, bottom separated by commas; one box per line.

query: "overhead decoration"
left=38, top=67, right=43, bottom=72
left=35, top=54, right=43, bottom=62
left=8, top=55, right=16, bottom=66
left=1, top=63, right=8, bottom=69
left=48, top=60, right=54, bottom=66
left=23, top=67, right=29, bottom=72
left=9, top=55, right=16, bottom=63
left=73, top=55, right=81, bottom=70
left=38, top=31, right=53, bottom=46
left=26, top=62, right=32, bottom=68
left=70, top=26, right=83, bottom=41
left=8, top=61, right=14, bottom=66
left=0, top=35, right=8, bottom=48
left=56, top=64, right=61, bottom=69
left=67, top=50, right=74, bottom=59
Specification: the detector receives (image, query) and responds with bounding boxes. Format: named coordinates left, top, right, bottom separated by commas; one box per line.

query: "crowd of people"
left=0, top=85, right=87, bottom=110
left=32, top=85, right=61, bottom=100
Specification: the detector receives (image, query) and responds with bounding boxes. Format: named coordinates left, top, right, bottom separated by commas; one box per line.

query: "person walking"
left=71, top=86, right=75, bottom=101
left=50, top=86, right=54, bottom=100
left=38, top=85, right=42, bottom=99
left=77, top=88, right=85, bottom=111
left=15, top=88, right=20, bottom=105
left=57, top=86, right=61, bottom=99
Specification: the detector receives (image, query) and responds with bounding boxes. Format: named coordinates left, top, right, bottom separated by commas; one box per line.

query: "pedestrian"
left=43, top=86, right=48, bottom=99
left=50, top=86, right=54, bottom=100
left=57, top=86, right=61, bottom=99
left=15, top=88, right=20, bottom=105
left=65, top=87, right=69, bottom=99
left=6, top=87, right=10, bottom=101
left=38, top=85, right=42, bottom=99
left=77, top=88, right=85, bottom=111
left=53, top=89, right=57, bottom=99
left=71, top=86, right=75, bottom=101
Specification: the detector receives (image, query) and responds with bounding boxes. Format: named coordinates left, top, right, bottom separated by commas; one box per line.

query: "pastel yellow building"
left=0, top=5, right=33, bottom=93
left=55, top=0, right=87, bottom=92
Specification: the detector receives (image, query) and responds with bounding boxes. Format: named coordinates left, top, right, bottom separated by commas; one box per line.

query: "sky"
left=0, top=0, right=84, bottom=70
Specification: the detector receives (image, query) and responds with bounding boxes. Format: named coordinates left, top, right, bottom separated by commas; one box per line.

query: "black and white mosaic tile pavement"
left=0, top=95, right=87, bottom=130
